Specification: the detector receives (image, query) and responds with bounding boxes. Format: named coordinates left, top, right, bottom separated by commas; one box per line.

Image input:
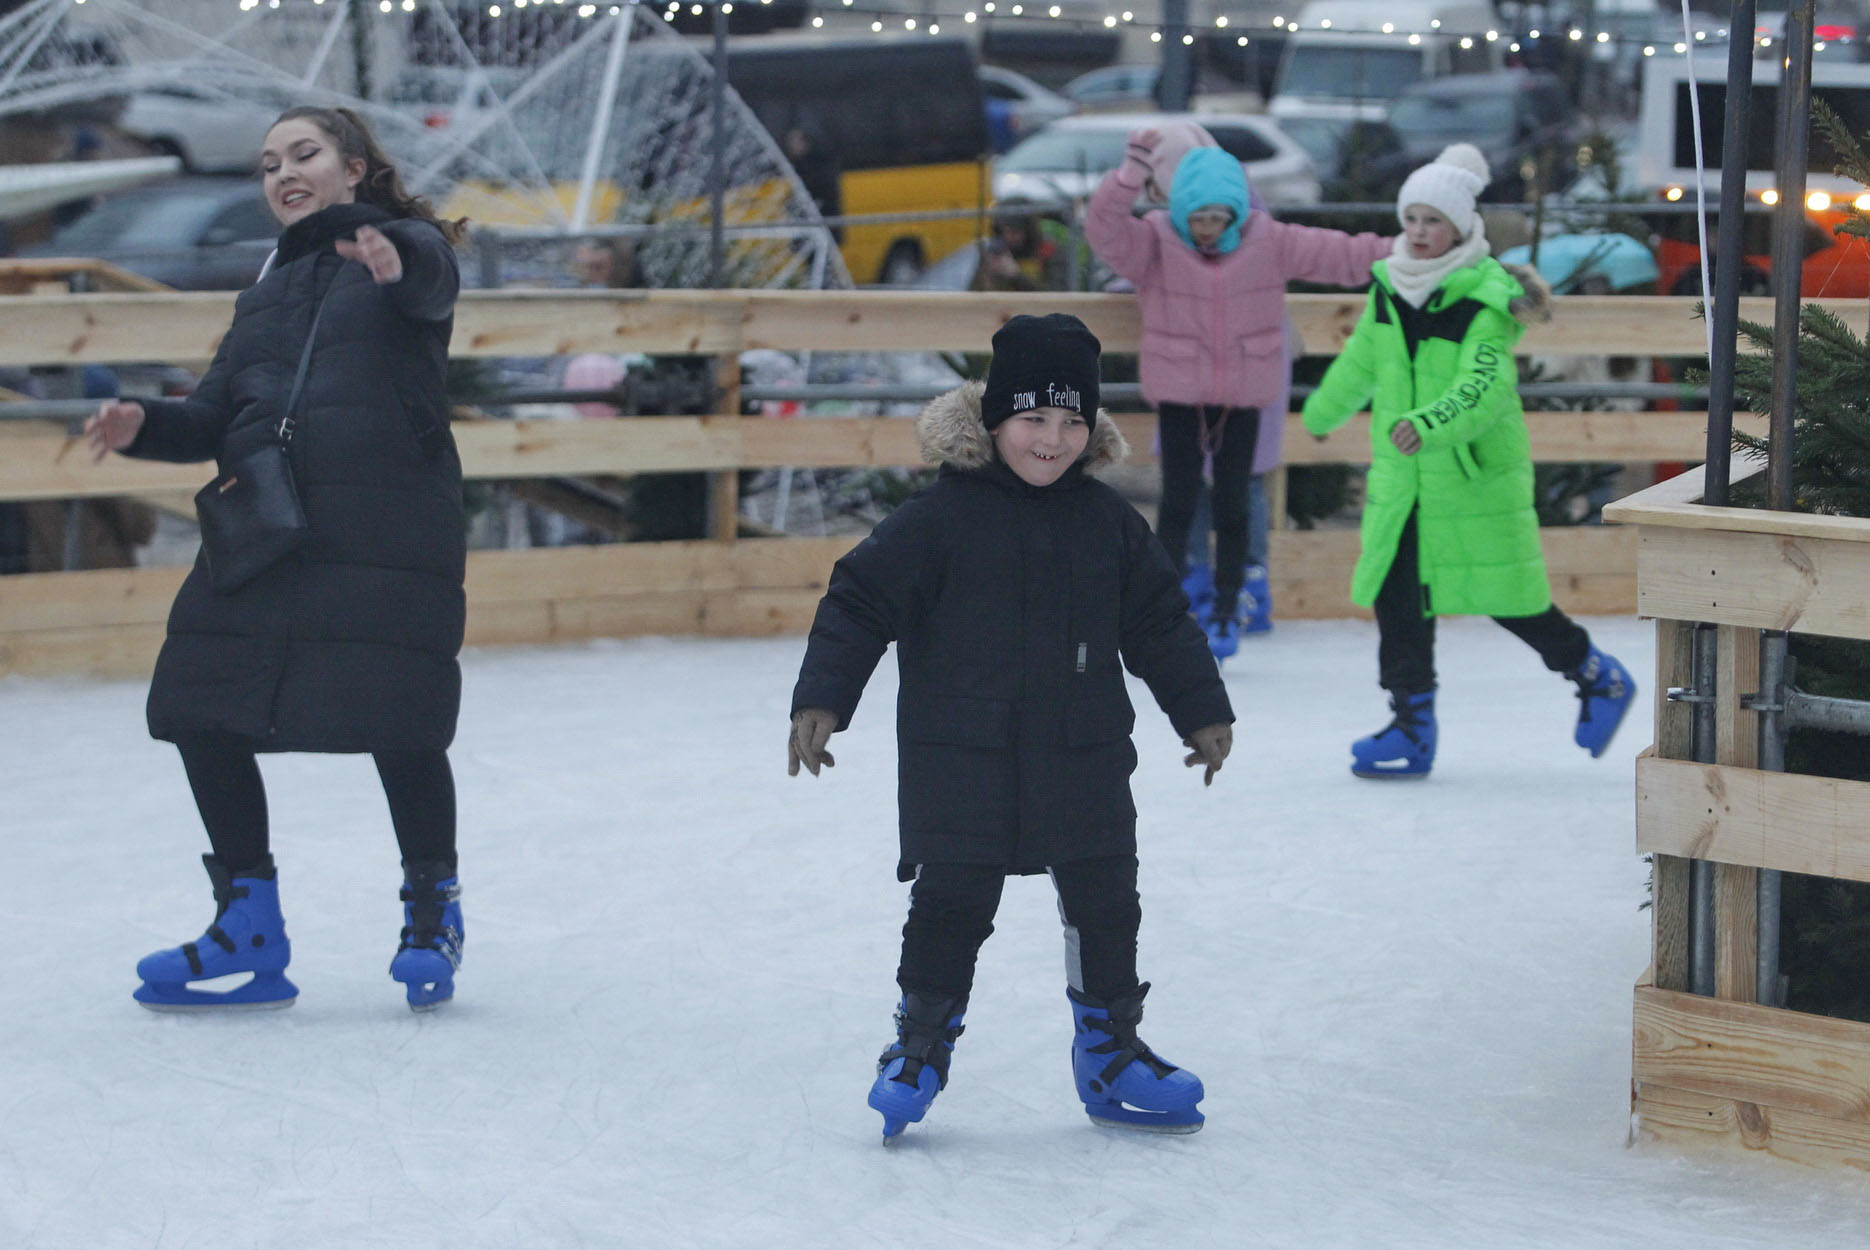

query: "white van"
left=1269, top=0, right=1504, bottom=126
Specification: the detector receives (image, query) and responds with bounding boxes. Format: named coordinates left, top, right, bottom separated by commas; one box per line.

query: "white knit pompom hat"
left=1395, top=143, right=1491, bottom=237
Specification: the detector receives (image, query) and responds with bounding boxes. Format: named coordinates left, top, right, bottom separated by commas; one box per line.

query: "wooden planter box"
left=1604, top=464, right=1870, bottom=1171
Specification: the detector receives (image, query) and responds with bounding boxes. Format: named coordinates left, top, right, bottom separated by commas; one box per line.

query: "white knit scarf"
left=1383, top=220, right=1490, bottom=308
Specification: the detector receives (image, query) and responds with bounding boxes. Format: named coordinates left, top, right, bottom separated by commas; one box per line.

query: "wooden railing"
left=0, top=289, right=1792, bottom=678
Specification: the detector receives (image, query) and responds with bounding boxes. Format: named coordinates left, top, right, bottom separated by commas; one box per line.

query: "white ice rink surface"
left=6, top=616, right=1868, bottom=1249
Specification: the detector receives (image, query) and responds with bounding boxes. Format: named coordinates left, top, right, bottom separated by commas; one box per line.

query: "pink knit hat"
left=1144, top=119, right=1218, bottom=199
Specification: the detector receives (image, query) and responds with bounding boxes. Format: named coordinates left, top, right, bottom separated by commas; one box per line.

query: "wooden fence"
left=0, top=288, right=1810, bottom=678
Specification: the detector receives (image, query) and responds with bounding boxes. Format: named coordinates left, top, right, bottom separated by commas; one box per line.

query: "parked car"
left=1278, top=115, right=1408, bottom=200
left=1377, top=70, right=1579, bottom=202
left=979, top=65, right=1075, bottom=153
left=992, top=112, right=1321, bottom=206
left=23, top=177, right=277, bottom=290
left=115, top=84, right=294, bottom=174
left=1061, top=64, right=1160, bottom=112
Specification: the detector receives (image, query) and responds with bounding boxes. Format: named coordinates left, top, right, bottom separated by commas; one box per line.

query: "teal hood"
left=1169, top=147, right=1248, bottom=255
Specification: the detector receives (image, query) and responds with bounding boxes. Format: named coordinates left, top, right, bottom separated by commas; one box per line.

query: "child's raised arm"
left=1084, top=129, right=1163, bottom=285
left=1269, top=218, right=1391, bottom=287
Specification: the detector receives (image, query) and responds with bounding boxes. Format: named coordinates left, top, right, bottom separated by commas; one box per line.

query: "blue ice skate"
left=1240, top=564, right=1273, bottom=634
left=134, top=854, right=297, bottom=1011
left=1206, top=590, right=1240, bottom=661
left=1569, top=645, right=1636, bottom=758
left=1068, top=983, right=1204, bottom=1133
left=867, top=991, right=966, bottom=1142
left=1180, top=562, right=1215, bottom=621
left=1350, top=690, right=1437, bottom=779
left=390, top=860, right=463, bottom=1012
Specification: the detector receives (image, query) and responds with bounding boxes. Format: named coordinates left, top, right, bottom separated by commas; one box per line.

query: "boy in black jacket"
left=788, top=314, right=1233, bottom=1140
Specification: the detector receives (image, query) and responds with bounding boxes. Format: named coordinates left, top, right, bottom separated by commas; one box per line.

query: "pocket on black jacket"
left=900, top=695, right=1011, bottom=748
left=1066, top=692, right=1135, bottom=746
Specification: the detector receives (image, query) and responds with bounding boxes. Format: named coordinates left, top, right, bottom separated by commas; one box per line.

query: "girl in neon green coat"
left=1300, top=144, right=1636, bottom=778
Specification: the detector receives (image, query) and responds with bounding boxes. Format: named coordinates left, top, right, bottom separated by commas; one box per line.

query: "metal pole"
left=1704, top=0, right=1757, bottom=508
left=1767, top=0, right=1812, bottom=515
left=1689, top=622, right=1719, bottom=996
left=710, top=2, right=729, bottom=290
left=1159, top=0, right=1193, bottom=112
left=347, top=0, right=373, bottom=101
left=1756, top=633, right=1790, bottom=1007
left=572, top=6, right=636, bottom=232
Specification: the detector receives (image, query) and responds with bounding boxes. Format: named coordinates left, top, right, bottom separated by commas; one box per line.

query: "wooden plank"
left=0, top=621, right=167, bottom=679
left=1633, top=985, right=1870, bottom=1124
left=1636, top=754, right=1870, bottom=885
left=0, top=290, right=1835, bottom=366
left=1653, top=848, right=1693, bottom=995
left=1655, top=619, right=1696, bottom=761
left=1716, top=861, right=1759, bottom=1003
left=1635, top=1080, right=1870, bottom=1171
left=1634, top=527, right=1870, bottom=639
left=708, top=355, right=742, bottom=541
left=0, top=565, right=188, bottom=632
left=1649, top=618, right=1697, bottom=996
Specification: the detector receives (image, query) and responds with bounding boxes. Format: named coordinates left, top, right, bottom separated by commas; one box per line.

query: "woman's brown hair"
left=269, top=105, right=467, bottom=245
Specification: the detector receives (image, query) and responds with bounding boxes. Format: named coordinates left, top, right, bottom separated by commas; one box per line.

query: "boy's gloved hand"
left=787, top=708, right=839, bottom=777
left=1182, top=723, right=1232, bottom=786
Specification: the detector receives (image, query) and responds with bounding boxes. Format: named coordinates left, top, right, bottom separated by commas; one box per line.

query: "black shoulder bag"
left=194, top=288, right=330, bottom=594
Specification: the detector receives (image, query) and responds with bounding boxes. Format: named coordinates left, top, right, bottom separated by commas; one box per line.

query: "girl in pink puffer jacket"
left=1087, top=127, right=1390, bottom=657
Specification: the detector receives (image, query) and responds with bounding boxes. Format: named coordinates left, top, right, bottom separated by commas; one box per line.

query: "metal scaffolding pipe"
left=1689, top=623, right=1721, bottom=996
left=1756, top=631, right=1791, bottom=1006
left=1703, top=0, right=1757, bottom=507
left=1766, top=0, right=1814, bottom=514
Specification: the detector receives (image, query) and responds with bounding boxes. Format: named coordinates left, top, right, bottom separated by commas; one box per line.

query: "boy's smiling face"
left=992, top=405, right=1089, bottom=487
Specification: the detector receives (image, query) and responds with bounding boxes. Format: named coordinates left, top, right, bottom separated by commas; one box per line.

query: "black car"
left=1378, top=71, right=1578, bottom=203
left=24, top=176, right=278, bottom=290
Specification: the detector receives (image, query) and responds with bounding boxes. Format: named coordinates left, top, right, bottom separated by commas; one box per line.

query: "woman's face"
left=992, top=406, right=1090, bottom=487
left=1401, top=204, right=1460, bottom=260
left=261, top=119, right=364, bottom=227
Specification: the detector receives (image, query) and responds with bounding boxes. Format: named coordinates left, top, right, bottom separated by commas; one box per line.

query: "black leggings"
left=1155, top=404, right=1260, bottom=609
left=176, top=732, right=456, bottom=876
left=896, top=855, right=1143, bottom=1003
left=1373, top=509, right=1591, bottom=693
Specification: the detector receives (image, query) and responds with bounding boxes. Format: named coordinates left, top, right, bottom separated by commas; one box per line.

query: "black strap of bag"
left=194, top=279, right=335, bottom=593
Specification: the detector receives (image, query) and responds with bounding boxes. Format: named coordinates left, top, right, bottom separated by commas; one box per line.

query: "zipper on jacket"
left=1075, top=642, right=1087, bottom=673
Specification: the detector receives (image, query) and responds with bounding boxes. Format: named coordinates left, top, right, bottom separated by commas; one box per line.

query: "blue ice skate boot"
left=1068, top=983, right=1204, bottom=1133
left=867, top=990, right=966, bottom=1142
left=134, top=854, right=297, bottom=1010
left=1568, top=645, right=1636, bottom=758
left=1180, top=562, right=1215, bottom=622
left=1206, top=590, right=1240, bottom=661
left=389, top=859, right=463, bottom=1012
left=1240, top=564, right=1273, bottom=634
left=1350, top=689, right=1437, bottom=779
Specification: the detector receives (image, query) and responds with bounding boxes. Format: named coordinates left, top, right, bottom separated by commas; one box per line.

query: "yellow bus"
left=727, top=37, right=991, bottom=283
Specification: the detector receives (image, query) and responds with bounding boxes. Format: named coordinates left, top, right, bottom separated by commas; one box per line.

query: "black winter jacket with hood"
left=124, top=202, right=464, bottom=752
left=792, top=382, right=1233, bottom=876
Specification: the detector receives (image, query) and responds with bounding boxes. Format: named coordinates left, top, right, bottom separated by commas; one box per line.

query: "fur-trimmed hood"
left=1500, top=261, right=1554, bottom=325
left=915, top=380, right=1128, bottom=475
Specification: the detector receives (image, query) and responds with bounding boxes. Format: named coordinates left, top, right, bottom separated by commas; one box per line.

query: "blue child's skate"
left=1351, top=690, right=1437, bottom=779
left=390, top=859, right=463, bottom=1012
left=1240, top=564, right=1273, bottom=634
left=1180, top=562, right=1215, bottom=622
left=134, top=854, right=297, bottom=1010
left=867, top=990, right=966, bottom=1142
left=1206, top=589, right=1240, bottom=661
left=1068, top=983, right=1204, bottom=1133
left=1569, top=644, right=1636, bottom=758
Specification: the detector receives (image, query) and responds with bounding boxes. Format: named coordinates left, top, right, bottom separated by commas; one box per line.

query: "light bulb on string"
left=929, top=22, right=939, bottom=32
left=1103, top=14, right=1115, bottom=25
left=1215, top=14, right=1227, bottom=26
left=1181, top=32, right=1193, bottom=42
left=1236, top=34, right=1246, bottom=44
left=1010, top=4, right=1023, bottom=14
left=871, top=19, right=882, bottom=30
left=811, top=13, right=822, bottom=23
left=1596, top=30, right=1609, bottom=42
left=1049, top=4, right=1060, bottom=15
left=1381, top=21, right=1392, bottom=32
left=378, top=0, right=390, bottom=12
left=1122, top=10, right=1133, bottom=20
left=1149, top=29, right=1161, bottom=41
left=966, top=10, right=978, bottom=20
left=1407, top=32, right=1420, bottom=44
left=904, top=17, right=915, bottom=27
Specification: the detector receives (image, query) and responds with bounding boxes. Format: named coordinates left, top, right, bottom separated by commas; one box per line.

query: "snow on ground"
left=5, top=616, right=1867, bottom=1249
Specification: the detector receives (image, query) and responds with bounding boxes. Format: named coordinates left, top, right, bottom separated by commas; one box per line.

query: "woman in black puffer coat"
left=87, top=107, right=468, bottom=1012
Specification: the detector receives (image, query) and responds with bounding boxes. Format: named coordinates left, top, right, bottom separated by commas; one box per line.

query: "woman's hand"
left=85, top=399, right=145, bottom=463
left=335, top=224, right=403, bottom=285
left=1390, top=421, right=1422, bottom=456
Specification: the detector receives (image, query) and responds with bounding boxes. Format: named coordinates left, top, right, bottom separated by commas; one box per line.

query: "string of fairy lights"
left=197, top=0, right=1800, bottom=58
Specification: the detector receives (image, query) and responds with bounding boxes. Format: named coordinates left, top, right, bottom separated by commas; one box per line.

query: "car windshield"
left=999, top=127, right=1130, bottom=173
left=50, top=191, right=221, bottom=252
left=1278, top=47, right=1424, bottom=100
left=1389, top=93, right=1516, bottom=148
left=1279, top=117, right=1351, bottom=175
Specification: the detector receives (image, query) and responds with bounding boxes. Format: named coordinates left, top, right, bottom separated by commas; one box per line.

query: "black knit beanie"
left=981, top=313, right=1101, bottom=431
